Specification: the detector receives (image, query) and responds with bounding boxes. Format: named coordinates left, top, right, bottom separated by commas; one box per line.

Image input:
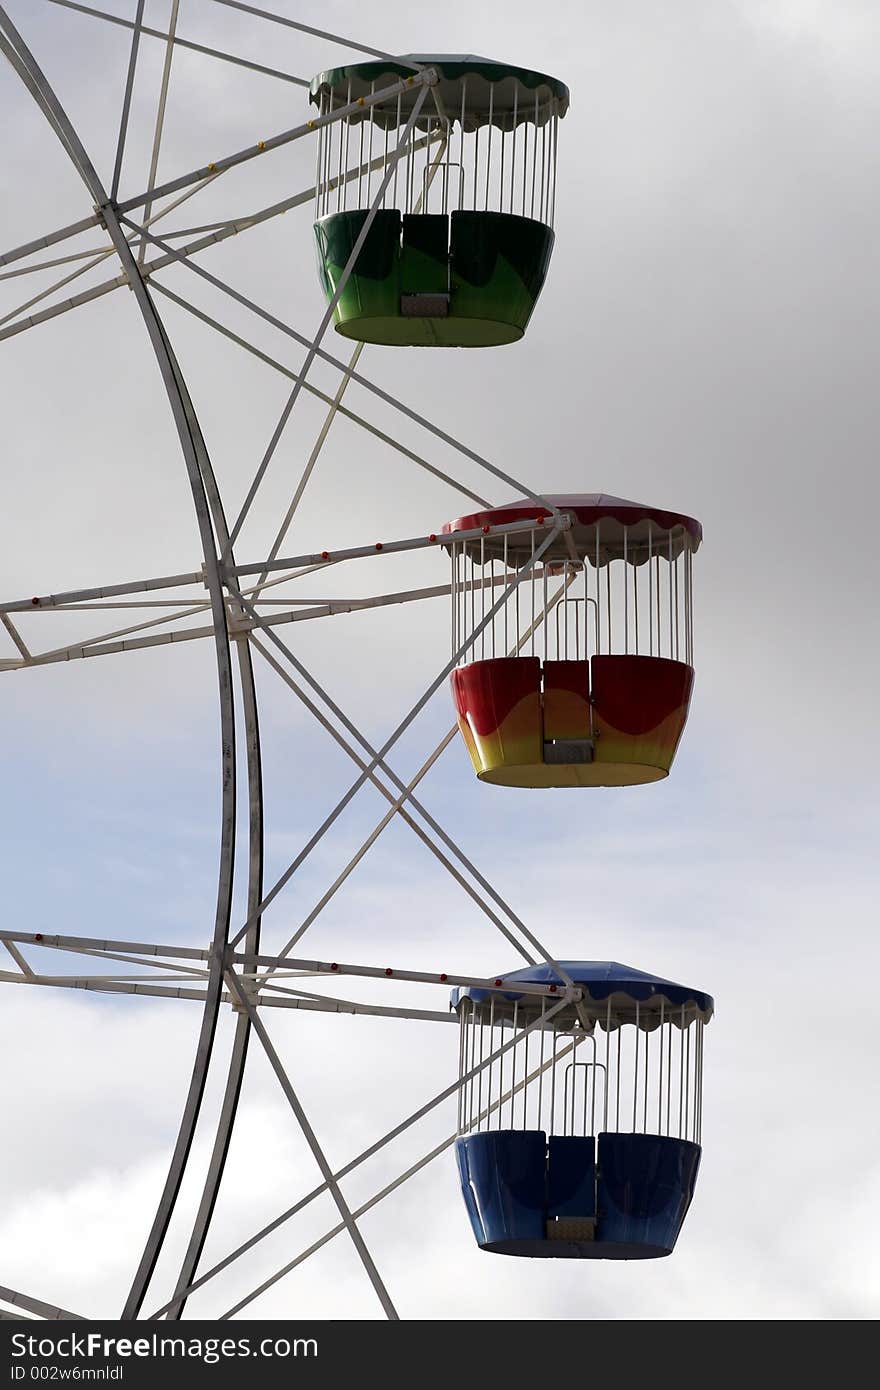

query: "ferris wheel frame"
left=0, top=1, right=583, bottom=1323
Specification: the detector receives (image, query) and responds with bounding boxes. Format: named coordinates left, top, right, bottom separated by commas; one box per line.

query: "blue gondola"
left=452, top=962, right=713, bottom=1258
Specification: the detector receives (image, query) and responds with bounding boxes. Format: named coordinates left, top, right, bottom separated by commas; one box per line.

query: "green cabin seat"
left=312, top=209, right=555, bottom=347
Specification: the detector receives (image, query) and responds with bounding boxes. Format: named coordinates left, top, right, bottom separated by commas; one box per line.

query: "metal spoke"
left=148, top=280, right=489, bottom=507
left=249, top=637, right=532, bottom=964
left=224, top=970, right=399, bottom=1321
left=110, top=0, right=145, bottom=200
left=226, top=525, right=562, bottom=948
left=46, top=0, right=308, bottom=87
left=250, top=569, right=577, bottom=966
left=219, top=1040, right=587, bottom=1319
left=115, top=72, right=435, bottom=216
left=150, top=996, right=571, bottom=1319
left=0, top=1286, right=83, bottom=1322
left=209, top=0, right=424, bottom=65
left=138, top=0, right=179, bottom=265
left=125, top=219, right=559, bottom=519
left=225, top=83, right=431, bottom=553
left=0, top=6, right=582, bottom=1327
left=0, top=210, right=100, bottom=271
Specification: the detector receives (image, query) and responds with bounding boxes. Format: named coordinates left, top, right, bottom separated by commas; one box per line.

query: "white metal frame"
left=0, top=3, right=575, bottom=1323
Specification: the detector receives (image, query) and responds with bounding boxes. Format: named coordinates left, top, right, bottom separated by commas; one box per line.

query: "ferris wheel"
left=0, top=3, right=714, bottom=1322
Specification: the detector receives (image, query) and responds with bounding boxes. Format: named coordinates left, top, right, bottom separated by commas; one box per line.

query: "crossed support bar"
left=0, top=2, right=577, bottom=1324
left=1, top=923, right=580, bottom=1321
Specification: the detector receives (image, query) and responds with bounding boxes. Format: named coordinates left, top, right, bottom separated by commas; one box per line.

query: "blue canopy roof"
left=451, top=961, right=713, bottom=1026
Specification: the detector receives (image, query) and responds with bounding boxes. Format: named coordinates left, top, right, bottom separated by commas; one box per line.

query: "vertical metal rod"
left=470, top=544, right=475, bottom=659
left=668, top=531, right=674, bottom=659
left=457, top=1004, right=466, bottom=1132
left=521, top=107, right=527, bottom=212
left=606, top=555, right=612, bottom=654
left=450, top=544, right=456, bottom=662
left=485, top=85, right=493, bottom=210
left=393, top=93, right=402, bottom=205
left=658, top=998, right=665, bottom=1133
left=590, top=1040, right=597, bottom=1136
left=336, top=90, right=344, bottom=211
left=488, top=997, right=496, bottom=1128
left=324, top=93, right=333, bottom=216
left=509, top=89, right=518, bottom=210
left=479, top=535, right=485, bottom=659
left=550, top=114, right=559, bottom=227
left=468, top=999, right=478, bottom=1132
left=674, top=549, right=680, bottom=660
left=530, top=531, right=536, bottom=656
left=666, top=1020, right=672, bottom=1136
left=648, top=524, right=653, bottom=656
left=685, top=1021, right=691, bottom=1139
left=472, top=122, right=479, bottom=209
left=632, top=1001, right=639, bottom=1130
left=477, top=1004, right=485, bottom=1132
left=604, top=1001, right=611, bottom=1130
left=315, top=111, right=323, bottom=218
left=616, top=1026, right=621, bottom=1130
left=459, top=81, right=466, bottom=210
left=503, top=535, right=509, bottom=652
left=510, top=1002, right=518, bottom=1126
left=497, top=1014, right=505, bottom=1130
left=595, top=524, right=601, bottom=652
left=679, top=1006, right=685, bottom=1138
left=623, top=526, right=629, bottom=653
left=634, top=558, right=639, bottom=655
left=522, top=1015, right=529, bottom=1128
left=537, top=996, right=546, bottom=1130
left=530, top=92, right=538, bottom=216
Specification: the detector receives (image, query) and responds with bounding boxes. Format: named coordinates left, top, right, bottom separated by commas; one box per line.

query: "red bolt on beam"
left=439, top=973, right=448, bottom=982
left=375, top=542, right=384, bottom=551
left=321, top=550, right=330, bottom=560
left=481, top=524, right=490, bottom=534
left=31, top=597, right=40, bottom=606
left=34, top=933, right=43, bottom=941
left=428, top=534, right=437, bottom=543
left=384, top=967, right=393, bottom=976
left=549, top=984, right=558, bottom=993
left=329, top=962, right=338, bottom=971
left=494, top=978, right=503, bottom=987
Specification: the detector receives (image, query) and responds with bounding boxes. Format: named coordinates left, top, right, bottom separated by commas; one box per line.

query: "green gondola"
left=309, top=56, right=570, bottom=347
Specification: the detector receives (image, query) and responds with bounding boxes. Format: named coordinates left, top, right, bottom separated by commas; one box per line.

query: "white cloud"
left=1, top=0, right=878, bottom=1324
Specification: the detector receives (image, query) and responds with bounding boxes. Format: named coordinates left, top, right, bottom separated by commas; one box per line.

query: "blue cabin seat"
left=596, top=1133, right=702, bottom=1258
left=455, top=1131, right=701, bottom=1259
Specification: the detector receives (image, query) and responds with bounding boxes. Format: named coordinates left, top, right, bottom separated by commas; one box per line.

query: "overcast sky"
left=1, top=0, right=879, bottom=1321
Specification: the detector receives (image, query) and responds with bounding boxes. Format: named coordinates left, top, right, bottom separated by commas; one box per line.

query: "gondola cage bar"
left=310, top=56, right=570, bottom=346
left=451, top=963, right=713, bottom=1259
left=441, top=494, right=702, bottom=787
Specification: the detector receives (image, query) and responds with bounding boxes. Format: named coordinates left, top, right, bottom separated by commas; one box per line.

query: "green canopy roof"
left=309, top=55, right=569, bottom=131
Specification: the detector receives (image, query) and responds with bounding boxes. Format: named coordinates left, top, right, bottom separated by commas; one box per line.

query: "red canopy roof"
left=442, top=494, right=702, bottom=566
